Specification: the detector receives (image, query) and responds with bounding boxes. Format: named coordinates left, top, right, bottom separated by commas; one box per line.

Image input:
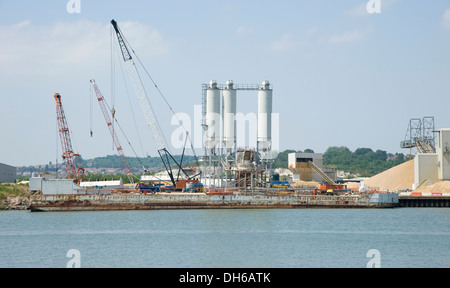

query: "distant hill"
left=83, top=154, right=198, bottom=171
left=17, top=154, right=199, bottom=178
left=17, top=146, right=408, bottom=179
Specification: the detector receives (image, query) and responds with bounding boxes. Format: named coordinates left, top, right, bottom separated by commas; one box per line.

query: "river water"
left=0, top=208, right=449, bottom=268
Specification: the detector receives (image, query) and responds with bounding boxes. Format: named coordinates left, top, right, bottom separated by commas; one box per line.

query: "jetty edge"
left=29, top=192, right=398, bottom=212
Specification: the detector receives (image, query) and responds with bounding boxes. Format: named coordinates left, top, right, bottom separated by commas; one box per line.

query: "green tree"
left=323, top=146, right=406, bottom=177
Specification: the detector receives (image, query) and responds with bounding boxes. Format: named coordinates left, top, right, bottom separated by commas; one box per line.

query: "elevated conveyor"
left=307, top=161, right=336, bottom=185
left=416, top=140, right=436, bottom=154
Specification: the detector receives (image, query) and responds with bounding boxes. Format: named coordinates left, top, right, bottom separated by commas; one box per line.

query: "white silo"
left=257, top=81, right=272, bottom=150
left=205, top=80, right=221, bottom=149
left=223, top=80, right=237, bottom=150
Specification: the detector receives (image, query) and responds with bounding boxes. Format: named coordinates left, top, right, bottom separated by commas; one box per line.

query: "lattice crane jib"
left=90, top=80, right=132, bottom=176
left=110, top=19, right=166, bottom=152
left=54, top=93, right=85, bottom=183
left=110, top=19, right=197, bottom=186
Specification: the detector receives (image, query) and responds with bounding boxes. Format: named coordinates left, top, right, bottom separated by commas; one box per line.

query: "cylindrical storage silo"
left=205, top=80, right=221, bottom=149
left=223, top=80, right=236, bottom=150
left=257, top=81, right=272, bottom=150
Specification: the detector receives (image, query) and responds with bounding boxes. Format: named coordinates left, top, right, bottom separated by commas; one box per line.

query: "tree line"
left=18, top=146, right=408, bottom=180
left=322, top=147, right=407, bottom=177
left=272, top=147, right=407, bottom=177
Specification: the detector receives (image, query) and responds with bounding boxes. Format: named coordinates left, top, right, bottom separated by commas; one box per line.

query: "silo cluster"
left=204, top=80, right=273, bottom=153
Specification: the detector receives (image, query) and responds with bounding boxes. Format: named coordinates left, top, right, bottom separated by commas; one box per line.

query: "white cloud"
left=442, top=9, right=450, bottom=30
left=0, top=20, right=169, bottom=77
left=328, top=26, right=374, bottom=44
left=236, top=25, right=253, bottom=36
left=118, top=21, right=169, bottom=56
left=269, top=34, right=296, bottom=51
left=328, top=30, right=366, bottom=44
left=0, top=19, right=172, bottom=166
left=14, top=20, right=31, bottom=28
left=346, top=2, right=368, bottom=17
left=222, top=4, right=234, bottom=12
left=305, top=26, right=319, bottom=37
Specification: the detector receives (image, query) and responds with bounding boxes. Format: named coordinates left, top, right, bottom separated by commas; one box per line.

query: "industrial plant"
left=200, top=80, right=275, bottom=191
left=24, top=19, right=450, bottom=212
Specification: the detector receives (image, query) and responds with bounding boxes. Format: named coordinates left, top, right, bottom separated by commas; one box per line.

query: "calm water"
left=0, top=208, right=449, bottom=268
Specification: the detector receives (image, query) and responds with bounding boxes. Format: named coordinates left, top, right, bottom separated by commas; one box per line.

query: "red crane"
left=54, top=93, right=85, bottom=183
left=90, top=79, right=132, bottom=176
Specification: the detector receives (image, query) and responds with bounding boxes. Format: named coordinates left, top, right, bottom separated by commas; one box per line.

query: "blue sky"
left=1, top=0, right=450, bottom=167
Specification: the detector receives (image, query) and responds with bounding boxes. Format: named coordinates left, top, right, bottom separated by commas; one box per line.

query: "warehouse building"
left=288, top=152, right=337, bottom=183
left=0, top=162, right=16, bottom=183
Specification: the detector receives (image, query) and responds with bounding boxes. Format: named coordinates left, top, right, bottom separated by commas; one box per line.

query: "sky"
left=1, top=0, right=449, bottom=167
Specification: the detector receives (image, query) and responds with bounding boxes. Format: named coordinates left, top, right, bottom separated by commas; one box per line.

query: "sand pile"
left=415, top=180, right=450, bottom=193
left=344, top=182, right=360, bottom=190
left=363, top=160, right=415, bottom=191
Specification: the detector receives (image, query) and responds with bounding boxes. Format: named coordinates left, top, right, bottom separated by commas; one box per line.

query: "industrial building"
left=29, top=173, right=74, bottom=195
left=29, top=173, right=57, bottom=192
left=414, top=128, right=450, bottom=189
left=30, top=172, right=127, bottom=195
left=288, top=153, right=337, bottom=183
left=200, top=80, right=275, bottom=189
left=79, top=179, right=123, bottom=189
left=0, top=162, right=16, bottom=183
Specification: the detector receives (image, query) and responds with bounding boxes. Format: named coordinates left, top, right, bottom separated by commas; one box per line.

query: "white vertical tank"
left=205, top=80, right=221, bottom=149
left=257, top=81, right=272, bottom=150
left=223, top=80, right=237, bottom=150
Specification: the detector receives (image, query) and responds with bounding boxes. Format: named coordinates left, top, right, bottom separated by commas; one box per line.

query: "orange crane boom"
left=54, top=93, right=85, bottom=183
